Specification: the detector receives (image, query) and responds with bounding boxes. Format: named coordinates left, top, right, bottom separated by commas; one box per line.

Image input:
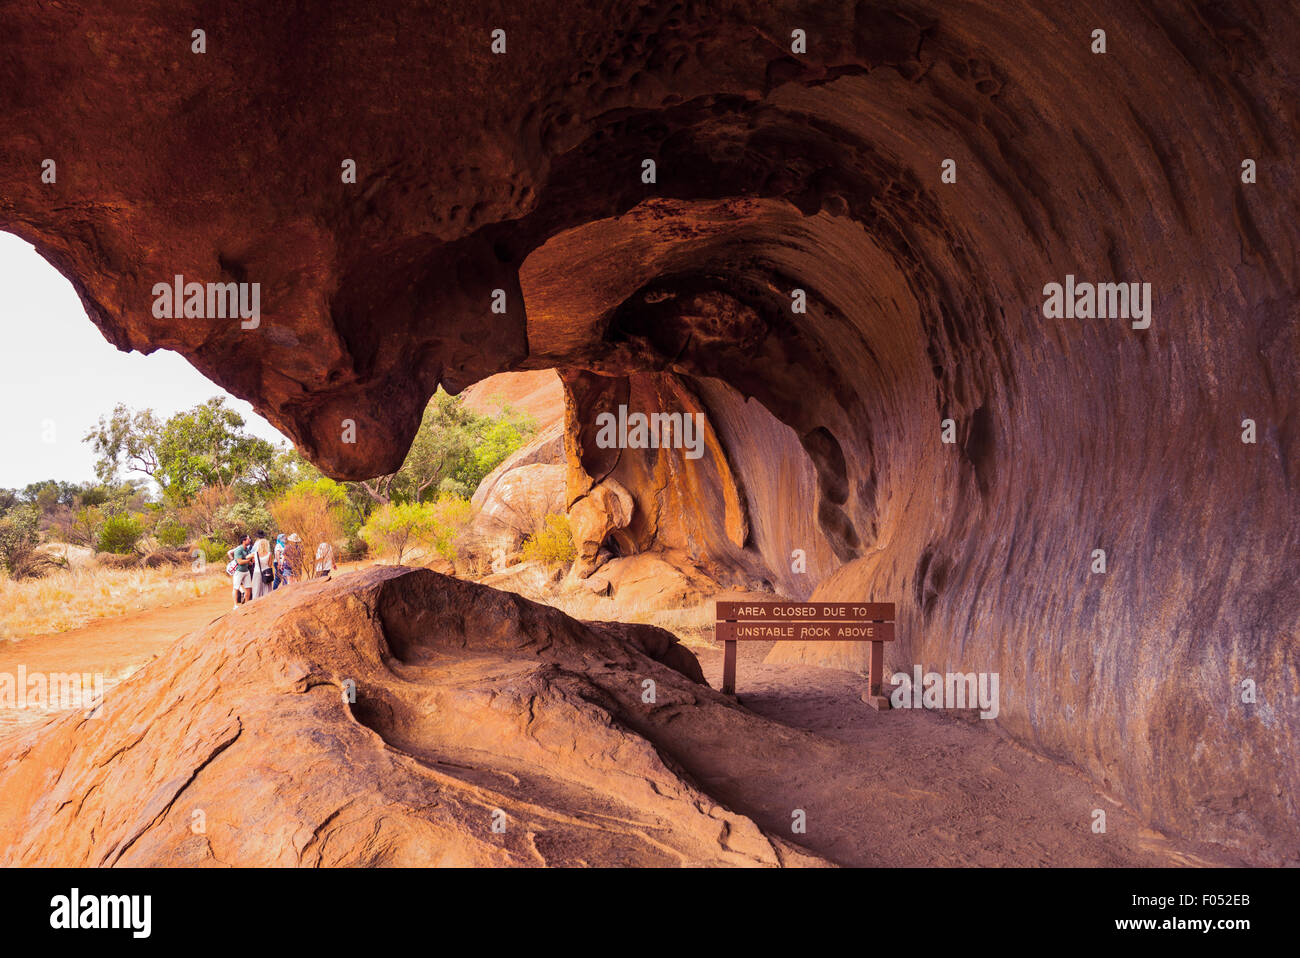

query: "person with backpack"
left=226, top=534, right=254, bottom=609
left=251, top=534, right=274, bottom=599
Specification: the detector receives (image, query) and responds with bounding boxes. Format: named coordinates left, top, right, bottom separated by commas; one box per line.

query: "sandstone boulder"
left=469, top=461, right=567, bottom=558
left=479, top=559, right=564, bottom=599
left=470, top=422, right=566, bottom=513
left=596, top=553, right=718, bottom=610
left=568, top=479, right=635, bottom=578
left=0, top=568, right=823, bottom=867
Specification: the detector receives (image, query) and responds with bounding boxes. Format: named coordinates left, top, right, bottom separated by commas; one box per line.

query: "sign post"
left=715, top=601, right=897, bottom=707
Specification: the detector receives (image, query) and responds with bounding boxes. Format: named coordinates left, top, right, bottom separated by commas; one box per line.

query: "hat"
left=288, top=533, right=301, bottom=542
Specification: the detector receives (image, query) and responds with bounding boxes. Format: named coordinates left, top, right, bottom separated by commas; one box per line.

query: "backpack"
left=256, top=550, right=274, bottom=584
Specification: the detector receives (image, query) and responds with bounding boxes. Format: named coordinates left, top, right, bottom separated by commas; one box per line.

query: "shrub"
left=269, top=482, right=346, bottom=580
left=0, top=505, right=43, bottom=578
left=154, top=515, right=190, bottom=548
left=218, top=501, right=273, bottom=542
left=64, top=505, right=104, bottom=549
left=359, top=502, right=427, bottom=565
left=359, top=496, right=472, bottom=565
left=520, top=513, right=575, bottom=567
left=340, top=534, right=369, bottom=562
left=97, top=513, right=144, bottom=554
left=194, top=537, right=228, bottom=566
left=425, top=496, right=472, bottom=563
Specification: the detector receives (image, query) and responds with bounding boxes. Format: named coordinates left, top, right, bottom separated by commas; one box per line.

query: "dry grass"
left=0, top=564, right=227, bottom=641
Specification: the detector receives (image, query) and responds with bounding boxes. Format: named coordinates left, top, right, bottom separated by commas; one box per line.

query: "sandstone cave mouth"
left=0, top=0, right=1294, bottom=868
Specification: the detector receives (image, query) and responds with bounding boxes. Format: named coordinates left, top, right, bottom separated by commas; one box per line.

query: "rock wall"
left=1, top=1, right=1296, bottom=861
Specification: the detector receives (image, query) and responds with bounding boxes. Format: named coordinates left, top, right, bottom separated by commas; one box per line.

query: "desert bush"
left=340, top=534, right=369, bottom=562
left=360, top=496, right=472, bottom=565
left=194, top=537, right=228, bottom=566
left=520, top=513, right=575, bottom=567
left=218, top=500, right=273, bottom=541
left=60, top=505, right=104, bottom=549
left=154, top=515, right=190, bottom=548
left=359, top=502, right=426, bottom=565
left=0, top=505, right=51, bottom=579
left=142, top=549, right=188, bottom=569
left=269, top=480, right=346, bottom=580
left=425, top=496, right=472, bottom=563
left=97, top=513, right=145, bottom=554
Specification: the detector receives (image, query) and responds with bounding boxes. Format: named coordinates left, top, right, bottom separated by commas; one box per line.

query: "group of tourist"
left=226, top=530, right=334, bottom=610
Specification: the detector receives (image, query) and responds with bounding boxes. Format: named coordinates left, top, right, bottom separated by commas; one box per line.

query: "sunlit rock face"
left=2, top=2, right=1296, bottom=862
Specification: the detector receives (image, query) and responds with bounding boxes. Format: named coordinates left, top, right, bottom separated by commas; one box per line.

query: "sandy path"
left=0, top=570, right=370, bottom=737
left=688, top=638, right=1245, bottom=866
left=0, top=589, right=234, bottom=738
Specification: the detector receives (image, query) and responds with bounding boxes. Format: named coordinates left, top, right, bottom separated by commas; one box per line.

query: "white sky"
left=0, top=231, right=290, bottom=491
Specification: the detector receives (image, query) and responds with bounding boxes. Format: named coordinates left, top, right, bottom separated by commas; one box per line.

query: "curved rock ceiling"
left=2, top=2, right=1296, bottom=861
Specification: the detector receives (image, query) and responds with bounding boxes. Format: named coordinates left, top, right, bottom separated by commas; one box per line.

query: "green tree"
left=83, top=404, right=162, bottom=482
left=85, top=397, right=284, bottom=505
left=359, top=502, right=429, bottom=565
left=467, top=410, right=535, bottom=491
left=360, top=389, right=536, bottom=505
left=19, top=479, right=82, bottom=514
left=359, top=496, right=471, bottom=565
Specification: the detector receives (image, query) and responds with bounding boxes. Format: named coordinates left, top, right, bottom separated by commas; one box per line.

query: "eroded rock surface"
left=0, top=568, right=821, bottom=867
left=2, top=1, right=1296, bottom=861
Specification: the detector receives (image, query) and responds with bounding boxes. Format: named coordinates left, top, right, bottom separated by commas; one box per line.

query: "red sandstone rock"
left=568, top=478, right=636, bottom=577
left=0, top=568, right=818, bottom=867
left=0, top=0, right=1295, bottom=862
left=470, top=462, right=568, bottom=556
